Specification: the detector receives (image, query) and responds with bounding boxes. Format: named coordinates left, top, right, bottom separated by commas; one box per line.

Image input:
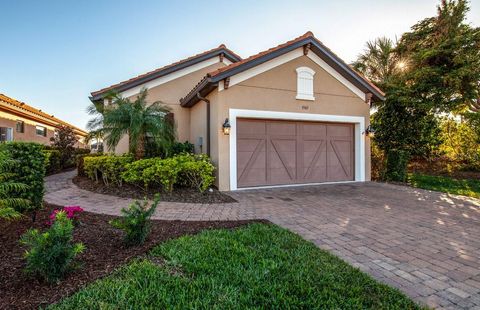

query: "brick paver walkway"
left=46, top=170, right=480, bottom=309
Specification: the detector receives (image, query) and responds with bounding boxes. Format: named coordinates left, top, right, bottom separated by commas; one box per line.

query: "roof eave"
left=91, top=48, right=241, bottom=101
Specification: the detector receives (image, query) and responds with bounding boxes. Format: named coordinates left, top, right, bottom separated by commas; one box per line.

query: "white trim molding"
left=295, top=66, right=315, bottom=101
left=120, top=56, right=228, bottom=98
left=220, top=47, right=365, bottom=101
left=228, top=108, right=366, bottom=191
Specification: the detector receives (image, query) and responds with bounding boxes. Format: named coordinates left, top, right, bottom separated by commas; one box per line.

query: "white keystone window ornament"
left=296, top=67, right=315, bottom=101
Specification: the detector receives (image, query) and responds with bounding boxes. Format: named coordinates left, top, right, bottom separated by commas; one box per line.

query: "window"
left=0, top=127, right=13, bottom=142
left=16, top=120, right=24, bottom=133
left=36, top=125, right=47, bottom=137
left=296, top=67, right=315, bottom=101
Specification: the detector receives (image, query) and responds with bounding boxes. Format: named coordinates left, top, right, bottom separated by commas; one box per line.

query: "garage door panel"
left=236, top=119, right=354, bottom=188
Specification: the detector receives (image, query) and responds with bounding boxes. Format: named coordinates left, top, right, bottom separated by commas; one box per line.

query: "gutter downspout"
left=196, top=93, right=210, bottom=156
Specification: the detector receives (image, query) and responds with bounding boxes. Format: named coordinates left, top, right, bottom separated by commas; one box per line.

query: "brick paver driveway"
left=46, top=171, right=480, bottom=309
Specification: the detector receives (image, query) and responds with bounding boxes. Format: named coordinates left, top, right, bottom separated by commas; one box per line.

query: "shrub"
left=171, top=141, right=194, bottom=155
left=20, top=211, right=85, bottom=283
left=44, top=149, right=62, bottom=174
left=0, top=151, right=29, bottom=220
left=143, top=157, right=181, bottom=192
left=384, top=149, right=410, bottom=182
left=121, top=153, right=216, bottom=192
left=84, top=154, right=133, bottom=186
left=121, top=158, right=159, bottom=186
left=177, top=154, right=215, bottom=192
left=76, top=153, right=102, bottom=177
left=74, top=148, right=91, bottom=156
left=0, top=142, right=45, bottom=213
left=110, top=196, right=160, bottom=246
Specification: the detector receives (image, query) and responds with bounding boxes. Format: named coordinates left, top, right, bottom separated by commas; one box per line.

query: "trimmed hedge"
left=77, top=153, right=103, bottom=177
left=83, top=153, right=216, bottom=192
left=0, top=142, right=46, bottom=212
left=44, top=149, right=62, bottom=175
left=84, top=155, right=134, bottom=186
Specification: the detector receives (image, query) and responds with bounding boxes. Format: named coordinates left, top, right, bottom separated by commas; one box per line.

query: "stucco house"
left=90, top=32, right=384, bottom=191
left=0, top=93, right=88, bottom=147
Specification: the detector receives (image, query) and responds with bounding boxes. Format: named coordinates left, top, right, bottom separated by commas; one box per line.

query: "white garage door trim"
left=229, top=108, right=366, bottom=190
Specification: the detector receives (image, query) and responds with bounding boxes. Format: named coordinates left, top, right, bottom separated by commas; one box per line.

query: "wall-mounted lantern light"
left=222, top=118, right=231, bottom=135
left=364, top=125, right=375, bottom=138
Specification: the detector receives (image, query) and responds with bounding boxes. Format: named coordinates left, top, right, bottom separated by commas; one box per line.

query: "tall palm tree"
left=101, top=88, right=175, bottom=159
left=352, top=37, right=406, bottom=89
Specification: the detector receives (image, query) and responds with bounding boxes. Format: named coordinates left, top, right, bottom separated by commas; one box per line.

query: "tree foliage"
left=355, top=0, right=480, bottom=177
left=100, top=88, right=175, bottom=159
left=50, top=125, right=78, bottom=168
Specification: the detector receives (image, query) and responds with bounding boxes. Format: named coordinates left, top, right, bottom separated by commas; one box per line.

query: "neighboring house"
left=90, top=32, right=384, bottom=191
left=0, top=93, right=88, bottom=147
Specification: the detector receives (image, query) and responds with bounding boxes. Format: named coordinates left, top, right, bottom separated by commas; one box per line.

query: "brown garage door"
left=237, top=119, right=354, bottom=188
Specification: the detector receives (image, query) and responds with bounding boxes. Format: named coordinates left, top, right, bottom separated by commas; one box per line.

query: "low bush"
left=76, top=153, right=103, bottom=177
left=143, top=157, right=181, bottom=192
left=109, top=196, right=160, bottom=246
left=20, top=211, right=85, bottom=283
left=121, top=153, right=215, bottom=192
left=0, top=142, right=45, bottom=214
left=44, top=149, right=62, bottom=174
left=177, top=154, right=215, bottom=192
left=384, top=149, right=410, bottom=182
left=121, top=158, right=159, bottom=186
left=84, top=154, right=133, bottom=186
left=171, top=141, right=194, bottom=155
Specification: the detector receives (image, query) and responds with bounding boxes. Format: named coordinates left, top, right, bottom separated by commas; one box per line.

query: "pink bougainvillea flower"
left=47, top=206, right=84, bottom=226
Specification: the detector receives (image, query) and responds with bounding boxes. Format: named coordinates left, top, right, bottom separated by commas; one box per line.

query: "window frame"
left=35, top=125, right=47, bottom=137
left=295, top=66, right=316, bottom=101
left=16, top=120, right=24, bottom=133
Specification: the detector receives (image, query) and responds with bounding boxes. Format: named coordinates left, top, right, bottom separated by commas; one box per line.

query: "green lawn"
left=408, top=173, right=480, bottom=199
left=50, top=224, right=421, bottom=309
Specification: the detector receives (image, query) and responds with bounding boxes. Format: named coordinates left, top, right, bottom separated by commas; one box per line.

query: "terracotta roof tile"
left=0, top=93, right=87, bottom=135
left=91, top=44, right=241, bottom=97
left=208, top=32, right=314, bottom=78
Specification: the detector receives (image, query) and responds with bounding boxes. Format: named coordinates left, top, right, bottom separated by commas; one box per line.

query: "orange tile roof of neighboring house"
left=90, top=44, right=242, bottom=99
left=0, top=93, right=87, bottom=136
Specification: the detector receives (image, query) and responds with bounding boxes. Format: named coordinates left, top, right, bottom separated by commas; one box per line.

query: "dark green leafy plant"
left=20, top=211, right=85, bottom=283
left=44, top=149, right=62, bottom=174
left=0, top=142, right=45, bottom=215
left=384, top=149, right=410, bottom=182
left=0, top=151, right=29, bottom=220
left=110, top=195, right=160, bottom=246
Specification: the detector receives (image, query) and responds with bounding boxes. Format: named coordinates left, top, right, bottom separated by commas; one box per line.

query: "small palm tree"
left=0, top=151, right=29, bottom=220
left=101, top=88, right=175, bottom=159
left=352, top=37, right=406, bottom=89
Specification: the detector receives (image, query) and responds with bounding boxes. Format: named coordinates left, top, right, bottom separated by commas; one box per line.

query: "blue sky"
left=1, top=0, right=479, bottom=130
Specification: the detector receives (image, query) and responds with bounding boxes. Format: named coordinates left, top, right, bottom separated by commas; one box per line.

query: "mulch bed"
left=73, top=175, right=237, bottom=204
left=0, top=203, right=262, bottom=309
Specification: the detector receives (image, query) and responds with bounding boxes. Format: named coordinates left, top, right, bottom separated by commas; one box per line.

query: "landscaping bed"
left=72, top=175, right=237, bottom=204
left=0, top=203, right=258, bottom=309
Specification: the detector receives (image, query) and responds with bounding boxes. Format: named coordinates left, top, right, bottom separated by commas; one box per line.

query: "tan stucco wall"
left=208, top=55, right=371, bottom=190
left=189, top=100, right=207, bottom=153
left=113, top=61, right=226, bottom=154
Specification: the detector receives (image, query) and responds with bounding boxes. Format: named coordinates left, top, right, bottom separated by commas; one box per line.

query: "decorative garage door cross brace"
left=236, top=119, right=354, bottom=188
